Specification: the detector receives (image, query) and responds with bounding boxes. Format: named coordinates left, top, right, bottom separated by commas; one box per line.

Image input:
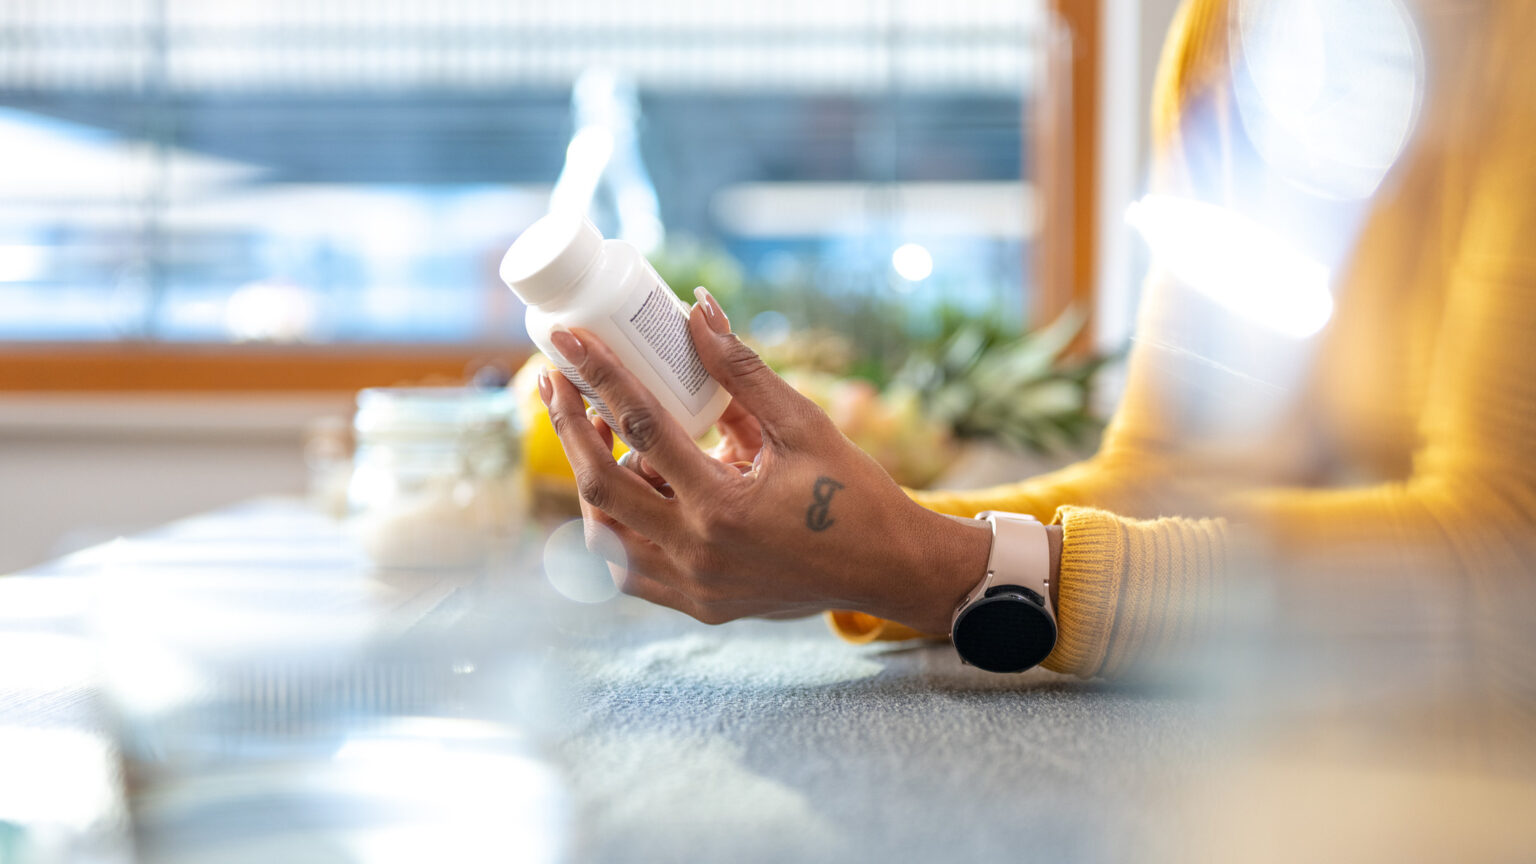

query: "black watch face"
left=953, top=592, right=1057, bottom=673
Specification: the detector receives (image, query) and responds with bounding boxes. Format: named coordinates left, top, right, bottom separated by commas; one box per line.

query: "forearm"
left=1236, top=478, right=1536, bottom=594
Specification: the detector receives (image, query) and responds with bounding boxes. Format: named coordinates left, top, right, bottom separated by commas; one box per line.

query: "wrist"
left=881, top=509, right=992, bottom=635
left=881, top=510, right=1064, bottom=637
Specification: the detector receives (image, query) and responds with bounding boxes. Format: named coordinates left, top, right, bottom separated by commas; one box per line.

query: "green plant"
left=650, top=240, right=1113, bottom=455
left=892, top=309, right=1113, bottom=454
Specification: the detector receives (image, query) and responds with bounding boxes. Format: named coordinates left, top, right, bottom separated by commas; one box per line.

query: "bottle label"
left=612, top=280, right=715, bottom=416
left=557, top=364, right=620, bottom=430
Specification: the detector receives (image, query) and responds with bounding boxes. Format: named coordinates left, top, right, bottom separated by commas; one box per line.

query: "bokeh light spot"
left=542, top=519, right=622, bottom=604
left=891, top=243, right=933, bottom=282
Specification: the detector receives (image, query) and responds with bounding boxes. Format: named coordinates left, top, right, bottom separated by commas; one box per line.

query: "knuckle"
left=722, top=337, right=769, bottom=382
left=579, top=360, right=618, bottom=395
left=548, top=406, right=580, bottom=438
left=617, top=406, right=662, bottom=452
left=802, top=404, right=839, bottom=437
left=692, top=510, right=735, bottom=546
left=574, top=467, right=613, bottom=510
left=777, top=400, right=833, bottom=445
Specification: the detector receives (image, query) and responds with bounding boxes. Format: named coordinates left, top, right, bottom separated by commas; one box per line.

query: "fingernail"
left=549, top=325, right=587, bottom=363
left=537, top=369, right=552, bottom=406
left=585, top=406, right=599, bottom=421
left=693, top=286, right=730, bottom=335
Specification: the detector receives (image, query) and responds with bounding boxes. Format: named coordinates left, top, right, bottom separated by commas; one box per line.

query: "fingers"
left=543, top=369, right=679, bottom=539
left=550, top=326, right=736, bottom=496
left=618, top=449, right=674, bottom=498
left=607, top=559, right=705, bottom=620
left=714, top=398, right=764, bottom=459
left=579, top=508, right=712, bottom=621
left=590, top=407, right=614, bottom=449
left=687, top=291, right=827, bottom=447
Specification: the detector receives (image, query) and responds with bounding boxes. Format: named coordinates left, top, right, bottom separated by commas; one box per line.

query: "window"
left=0, top=0, right=1055, bottom=385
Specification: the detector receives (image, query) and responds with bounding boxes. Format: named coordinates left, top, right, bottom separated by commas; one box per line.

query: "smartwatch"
left=951, top=511, right=1057, bottom=673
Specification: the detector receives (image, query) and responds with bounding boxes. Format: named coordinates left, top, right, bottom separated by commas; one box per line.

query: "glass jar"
left=348, top=387, right=526, bottom=569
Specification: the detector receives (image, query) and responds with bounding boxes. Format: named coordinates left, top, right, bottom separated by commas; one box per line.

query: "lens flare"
left=542, top=518, right=622, bottom=604
left=1231, top=0, right=1424, bottom=200
left=1126, top=194, right=1333, bottom=340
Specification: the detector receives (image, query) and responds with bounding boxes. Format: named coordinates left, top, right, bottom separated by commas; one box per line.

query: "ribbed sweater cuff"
left=1047, top=505, right=1230, bottom=678
left=1043, top=506, right=1126, bottom=677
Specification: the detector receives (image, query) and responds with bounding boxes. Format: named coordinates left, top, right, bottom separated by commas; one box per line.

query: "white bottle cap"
left=500, top=212, right=604, bottom=306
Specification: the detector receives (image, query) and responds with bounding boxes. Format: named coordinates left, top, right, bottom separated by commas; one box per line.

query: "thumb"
left=687, top=289, right=826, bottom=447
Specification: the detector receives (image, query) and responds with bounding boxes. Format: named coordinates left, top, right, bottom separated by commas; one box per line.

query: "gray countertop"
left=555, top=616, right=1209, bottom=864
left=2, top=498, right=1211, bottom=864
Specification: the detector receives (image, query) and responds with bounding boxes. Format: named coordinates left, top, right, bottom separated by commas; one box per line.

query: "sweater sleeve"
left=830, top=0, right=1536, bottom=680
left=1234, top=16, right=1536, bottom=608
left=1045, top=506, right=1229, bottom=677
left=826, top=0, right=1235, bottom=662
left=824, top=278, right=1221, bottom=663
left=825, top=261, right=1241, bottom=669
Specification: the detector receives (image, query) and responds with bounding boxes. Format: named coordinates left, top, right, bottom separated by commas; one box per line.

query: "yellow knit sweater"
left=834, top=0, right=1536, bottom=679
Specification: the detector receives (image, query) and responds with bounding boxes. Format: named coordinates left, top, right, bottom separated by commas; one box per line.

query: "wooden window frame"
left=1034, top=0, right=1103, bottom=354
left=0, top=342, right=529, bottom=392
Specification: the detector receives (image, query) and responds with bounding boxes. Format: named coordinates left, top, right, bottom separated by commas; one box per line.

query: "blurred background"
left=0, top=0, right=1044, bottom=345
left=0, top=0, right=1181, bottom=572
left=3, top=4, right=1534, bottom=863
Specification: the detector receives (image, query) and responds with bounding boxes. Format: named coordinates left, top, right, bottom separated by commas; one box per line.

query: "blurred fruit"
left=780, top=370, right=957, bottom=489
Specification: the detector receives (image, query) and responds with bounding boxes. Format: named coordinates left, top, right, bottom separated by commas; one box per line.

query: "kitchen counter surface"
left=2, top=498, right=1213, bottom=863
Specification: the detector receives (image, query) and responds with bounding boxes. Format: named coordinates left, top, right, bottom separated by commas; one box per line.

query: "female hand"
left=625, top=384, right=762, bottom=488
left=538, top=292, right=992, bottom=633
left=705, top=387, right=764, bottom=468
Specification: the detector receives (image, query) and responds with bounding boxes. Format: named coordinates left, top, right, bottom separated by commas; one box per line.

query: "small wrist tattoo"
left=805, top=476, right=845, bottom=532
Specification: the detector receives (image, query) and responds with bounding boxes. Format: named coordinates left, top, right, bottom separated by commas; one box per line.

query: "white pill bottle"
left=500, top=213, right=731, bottom=440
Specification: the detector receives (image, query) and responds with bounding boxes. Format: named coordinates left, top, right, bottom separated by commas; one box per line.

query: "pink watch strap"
left=954, top=511, right=1054, bottom=623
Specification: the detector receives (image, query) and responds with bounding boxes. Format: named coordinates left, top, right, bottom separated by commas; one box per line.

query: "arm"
left=538, top=300, right=1002, bottom=636
left=539, top=293, right=1229, bottom=681
left=840, top=0, right=1536, bottom=677
left=908, top=1, right=1536, bottom=678
left=1232, top=27, right=1536, bottom=600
